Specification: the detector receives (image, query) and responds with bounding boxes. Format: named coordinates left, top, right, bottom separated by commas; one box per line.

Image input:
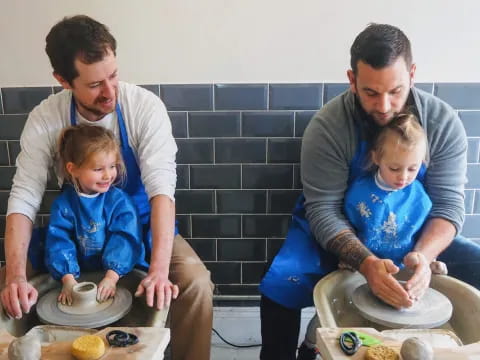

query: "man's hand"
left=359, top=255, right=413, bottom=309
left=58, top=274, right=77, bottom=306
left=97, top=270, right=120, bottom=303
left=134, top=270, right=179, bottom=310
left=430, top=260, right=448, bottom=275
left=1, top=276, right=38, bottom=318
left=403, top=251, right=432, bottom=301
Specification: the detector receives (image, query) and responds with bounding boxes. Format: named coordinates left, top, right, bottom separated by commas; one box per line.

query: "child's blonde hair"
left=370, top=112, right=428, bottom=170
left=58, top=124, right=126, bottom=189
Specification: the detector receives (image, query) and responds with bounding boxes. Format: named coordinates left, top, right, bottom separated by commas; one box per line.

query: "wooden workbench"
left=0, top=326, right=170, bottom=360
left=316, top=327, right=480, bottom=360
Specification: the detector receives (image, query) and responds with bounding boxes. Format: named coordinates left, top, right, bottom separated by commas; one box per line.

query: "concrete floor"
left=210, top=306, right=316, bottom=360
left=211, top=344, right=261, bottom=360
left=164, top=306, right=317, bottom=359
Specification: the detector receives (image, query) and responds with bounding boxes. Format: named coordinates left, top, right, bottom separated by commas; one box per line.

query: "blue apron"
left=259, top=138, right=426, bottom=309
left=29, top=97, right=178, bottom=270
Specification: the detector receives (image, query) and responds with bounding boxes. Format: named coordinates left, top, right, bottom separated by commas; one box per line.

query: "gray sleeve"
left=301, top=98, right=357, bottom=249
left=423, top=99, right=467, bottom=234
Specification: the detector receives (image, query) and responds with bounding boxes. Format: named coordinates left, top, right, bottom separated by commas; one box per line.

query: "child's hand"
left=97, top=270, right=119, bottom=303
left=58, top=274, right=78, bottom=306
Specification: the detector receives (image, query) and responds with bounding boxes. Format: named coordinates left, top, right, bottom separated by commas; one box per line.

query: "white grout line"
left=211, top=83, right=215, bottom=111
left=213, top=138, right=216, bottom=164
left=471, top=190, right=476, bottom=214
left=265, top=138, right=269, bottom=164
left=266, top=83, right=270, bottom=110
left=264, top=238, right=268, bottom=262
left=293, top=164, right=296, bottom=188
left=189, top=214, right=193, bottom=238
left=0, top=89, right=4, bottom=114
left=0, top=112, right=29, bottom=116
left=239, top=112, right=243, bottom=137
left=176, top=136, right=304, bottom=140
left=5, top=141, right=11, bottom=166
left=186, top=163, right=298, bottom=166
left=240, top=262, right=243, bottom=284
left=176, top=189, right=300, bottom=192
left=240, top=164, right=243, bottom=190
left=266, top=190, right=269, bottom=213
left=320, top=83, right=325, bottom=107
left=177, top=213, right=292, bottom=216
left=477, top=140, right=480, bottom=164
left=186, top=112, right=190, bottom=138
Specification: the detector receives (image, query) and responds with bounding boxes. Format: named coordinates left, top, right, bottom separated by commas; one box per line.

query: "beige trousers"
left=0, top=235, right=214, bottom=360
left=168, top=235, right=214, bottom=360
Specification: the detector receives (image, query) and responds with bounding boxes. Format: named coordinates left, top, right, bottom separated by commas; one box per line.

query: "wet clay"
left=400, top=337, right=434, bottom=360
left=8, top=335, right=41, bottom=360
left=37, top=282, right=132, bottom=328
left=351, top=282, right=453, bottom=328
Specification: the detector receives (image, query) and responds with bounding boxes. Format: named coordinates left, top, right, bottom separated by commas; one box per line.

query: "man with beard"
left=1, top=15, right=213, bottom=360
left=259, top=23, right=480, bottom=360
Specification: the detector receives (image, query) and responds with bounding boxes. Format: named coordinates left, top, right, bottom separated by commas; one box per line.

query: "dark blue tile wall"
left=269, top=84, right=322, bottom=110
left=160, top=84, right=213, bottom=111
left=435, top=84, right=480, bottom=109
left=1, top=87, right=52, bottom=114
left=1, top=82, right=480, bottom=297
left=215, top=84, right=268, bottom=110
left=0, top=143, right=9, bottom=166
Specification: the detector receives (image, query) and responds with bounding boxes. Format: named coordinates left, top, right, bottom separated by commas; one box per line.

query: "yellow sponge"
left=365, top=345, right=399, bottom=360
left=71, top=335, right=106, bottom=360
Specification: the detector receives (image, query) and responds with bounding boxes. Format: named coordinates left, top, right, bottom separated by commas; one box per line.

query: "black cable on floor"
left=212, top=328, right=261, bottom=348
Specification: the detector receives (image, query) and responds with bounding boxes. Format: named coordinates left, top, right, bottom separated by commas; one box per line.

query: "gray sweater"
left=301, top=88, right=467, bottom=249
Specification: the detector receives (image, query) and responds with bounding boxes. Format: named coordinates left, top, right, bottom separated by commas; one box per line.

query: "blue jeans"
left=437, top=235, right=480, bottom=289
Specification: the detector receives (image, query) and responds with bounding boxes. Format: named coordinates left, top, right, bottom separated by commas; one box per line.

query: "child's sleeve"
left=102, top=193, right=145, bottom=277
left=45, top=201, right=80, bottom=281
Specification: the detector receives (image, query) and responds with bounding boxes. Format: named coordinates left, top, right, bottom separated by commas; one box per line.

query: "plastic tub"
left=313, top=270, right=480, bottom=345
left=0, top=269, right=169, bottom=337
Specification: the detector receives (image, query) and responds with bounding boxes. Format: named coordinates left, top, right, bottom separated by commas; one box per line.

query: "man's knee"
left=170, top=235, right=215, bottom=297
left=175, top=263, right=214, bottom=299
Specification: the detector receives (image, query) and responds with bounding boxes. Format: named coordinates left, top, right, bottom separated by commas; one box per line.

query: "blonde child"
left=44, top=124, right=147, bottom=305
left=344, top=112, right=446, bottom=274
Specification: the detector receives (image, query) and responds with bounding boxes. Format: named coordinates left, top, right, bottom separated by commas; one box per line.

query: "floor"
left=163, top=306, right=317, bottom=359
left=211, top=344, right=261, bottom=360
left=209, top=306, right=317, bottom=360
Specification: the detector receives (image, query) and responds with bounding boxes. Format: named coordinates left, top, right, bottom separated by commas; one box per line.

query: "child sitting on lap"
left=45, top=124, right=148, bottom=305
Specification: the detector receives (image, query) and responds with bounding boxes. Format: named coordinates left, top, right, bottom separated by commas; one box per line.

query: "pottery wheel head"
left=351, top=282, right=453, bottom=329
left=37, top=281, right=132, bottom=328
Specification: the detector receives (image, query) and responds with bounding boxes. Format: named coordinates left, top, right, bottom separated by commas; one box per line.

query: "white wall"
left=1, top=0, right=480, bottom=86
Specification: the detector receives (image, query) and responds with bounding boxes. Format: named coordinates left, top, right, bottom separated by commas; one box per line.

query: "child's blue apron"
left=28, top=97, right=178, bottom=270
left=259, top=138, right=426, bottom=309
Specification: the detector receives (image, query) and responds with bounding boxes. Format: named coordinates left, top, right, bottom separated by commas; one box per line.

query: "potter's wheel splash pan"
left=37, top=282, right=132, bottom=328
left=351, top=282, right=452, bottom=329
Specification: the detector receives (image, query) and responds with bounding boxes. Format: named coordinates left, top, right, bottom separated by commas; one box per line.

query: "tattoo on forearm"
left=326, top=230, right=372, bottom=270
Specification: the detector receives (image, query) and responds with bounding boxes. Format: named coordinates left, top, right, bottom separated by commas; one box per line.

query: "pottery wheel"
left=351, top=282, right=452, bottom=328
left=37, top=283, right=132, bottom=328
